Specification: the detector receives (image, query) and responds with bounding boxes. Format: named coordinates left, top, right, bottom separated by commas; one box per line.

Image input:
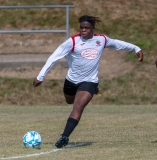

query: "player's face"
left=80, top=21, right=94, bottom=39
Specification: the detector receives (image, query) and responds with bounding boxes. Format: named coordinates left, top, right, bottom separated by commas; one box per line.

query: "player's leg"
left=69, top=90, right=92, bottom=120
left=54, top=79, right=77, bottom=148
left=55, top=91, right=92, bottom=148
left=63, top=79, right=77, bottom=104
left=64, top=94, right=75, bottom=104
left=55, top=81, right=98, bottom=148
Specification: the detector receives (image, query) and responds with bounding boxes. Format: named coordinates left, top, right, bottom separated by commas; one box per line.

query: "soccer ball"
left=23, top=131, right=42, bottom=148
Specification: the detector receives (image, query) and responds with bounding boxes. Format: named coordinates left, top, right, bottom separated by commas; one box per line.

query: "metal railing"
left=0, top=5, right=75, bottom=39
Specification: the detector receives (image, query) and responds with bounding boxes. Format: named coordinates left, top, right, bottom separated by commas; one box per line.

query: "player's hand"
left=155, top=58, right=157, bottom=68
left=136, top=51, right=143, bottom=62
left=33, top=78, right=42, bottom=87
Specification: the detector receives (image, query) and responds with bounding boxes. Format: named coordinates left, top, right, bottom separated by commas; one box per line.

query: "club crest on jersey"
left=80, top=43, right=85, bottom=46
left=96, top=40, right=101, bottom=46
left=81, top=49, right=99, bottom=60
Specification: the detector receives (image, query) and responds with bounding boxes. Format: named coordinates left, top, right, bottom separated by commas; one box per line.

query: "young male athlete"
left=33, top=15, right=143, bottom=148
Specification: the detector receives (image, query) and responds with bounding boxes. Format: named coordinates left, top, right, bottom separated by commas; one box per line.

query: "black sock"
left=62, top=118, right=78, bottom=137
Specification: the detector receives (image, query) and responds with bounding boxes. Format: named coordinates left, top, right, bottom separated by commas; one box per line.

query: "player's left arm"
left=105, top=36, right=144, bottom=62
left=136, top=50, right=143, bottom=62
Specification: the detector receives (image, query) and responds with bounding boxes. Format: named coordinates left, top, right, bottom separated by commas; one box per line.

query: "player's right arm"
left=33, top=38, right=73, bottom=87
left=33, top=78, right=42, bottom=87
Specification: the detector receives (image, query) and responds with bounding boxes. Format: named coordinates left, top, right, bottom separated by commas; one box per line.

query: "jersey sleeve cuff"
left=135, top=47, right=141, bottom=53
left=37, top=76, right=44, bottom=82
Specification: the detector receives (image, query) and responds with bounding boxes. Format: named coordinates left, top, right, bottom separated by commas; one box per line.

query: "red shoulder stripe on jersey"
left=99, top=34, right=107, bottom=48
left=71, top=37, right=75, bottom=52
left=71, top=33, right=80, bottom=52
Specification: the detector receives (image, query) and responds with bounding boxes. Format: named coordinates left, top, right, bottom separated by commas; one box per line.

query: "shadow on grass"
left=66, top=142, right=93, bottom=148
left=42, top=141, right=93, bottom=148
left=43, top=140, right=157, bottom=147
left=151, top=140, right=157, bottom=143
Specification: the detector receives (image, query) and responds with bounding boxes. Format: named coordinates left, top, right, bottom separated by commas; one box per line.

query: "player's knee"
left=64, top=94, right=75, bottom=104
left=66, top=100, right=74, bottom=104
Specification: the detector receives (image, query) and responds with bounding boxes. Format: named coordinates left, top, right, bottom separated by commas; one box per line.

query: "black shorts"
left=63, top=79, right=98, bottom=97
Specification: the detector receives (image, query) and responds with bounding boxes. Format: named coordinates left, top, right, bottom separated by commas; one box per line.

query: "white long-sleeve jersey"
left=37, top=33, right=141, bottom=84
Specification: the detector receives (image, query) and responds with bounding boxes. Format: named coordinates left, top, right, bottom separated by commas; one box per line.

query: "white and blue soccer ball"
left=23, top=131, right=42, bottom=148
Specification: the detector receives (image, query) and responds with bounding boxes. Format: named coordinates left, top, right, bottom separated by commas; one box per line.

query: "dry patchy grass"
left=0, top=105, right=157, bottom=160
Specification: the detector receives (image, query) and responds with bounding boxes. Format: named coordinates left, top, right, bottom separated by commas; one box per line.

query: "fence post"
left=66, top=6, right=69, bottom=39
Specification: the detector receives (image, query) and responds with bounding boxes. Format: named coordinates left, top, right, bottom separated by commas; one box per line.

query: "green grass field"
left=0, top=105, right=157, bottom=160
left=0, top=1, right=157, bottom=159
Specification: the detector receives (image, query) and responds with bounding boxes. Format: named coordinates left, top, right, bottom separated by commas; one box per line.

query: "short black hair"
left=78, top=15, right=101, bottom=29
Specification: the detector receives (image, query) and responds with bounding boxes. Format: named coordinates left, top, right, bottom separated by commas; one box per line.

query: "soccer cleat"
left=55, top=136, right=69, bottom=148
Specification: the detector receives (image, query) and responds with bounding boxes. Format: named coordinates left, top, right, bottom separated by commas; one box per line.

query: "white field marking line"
left=0, top=148, right=61, bottom=160
left=0, top=143, right=87, bottom=160
left=0, top=141, right=151, bottom=160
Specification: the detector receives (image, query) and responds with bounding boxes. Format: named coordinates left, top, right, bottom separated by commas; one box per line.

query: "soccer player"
left=33, top=15, right=143, bottom=148
left=155, top=58, right=157, bottom=67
